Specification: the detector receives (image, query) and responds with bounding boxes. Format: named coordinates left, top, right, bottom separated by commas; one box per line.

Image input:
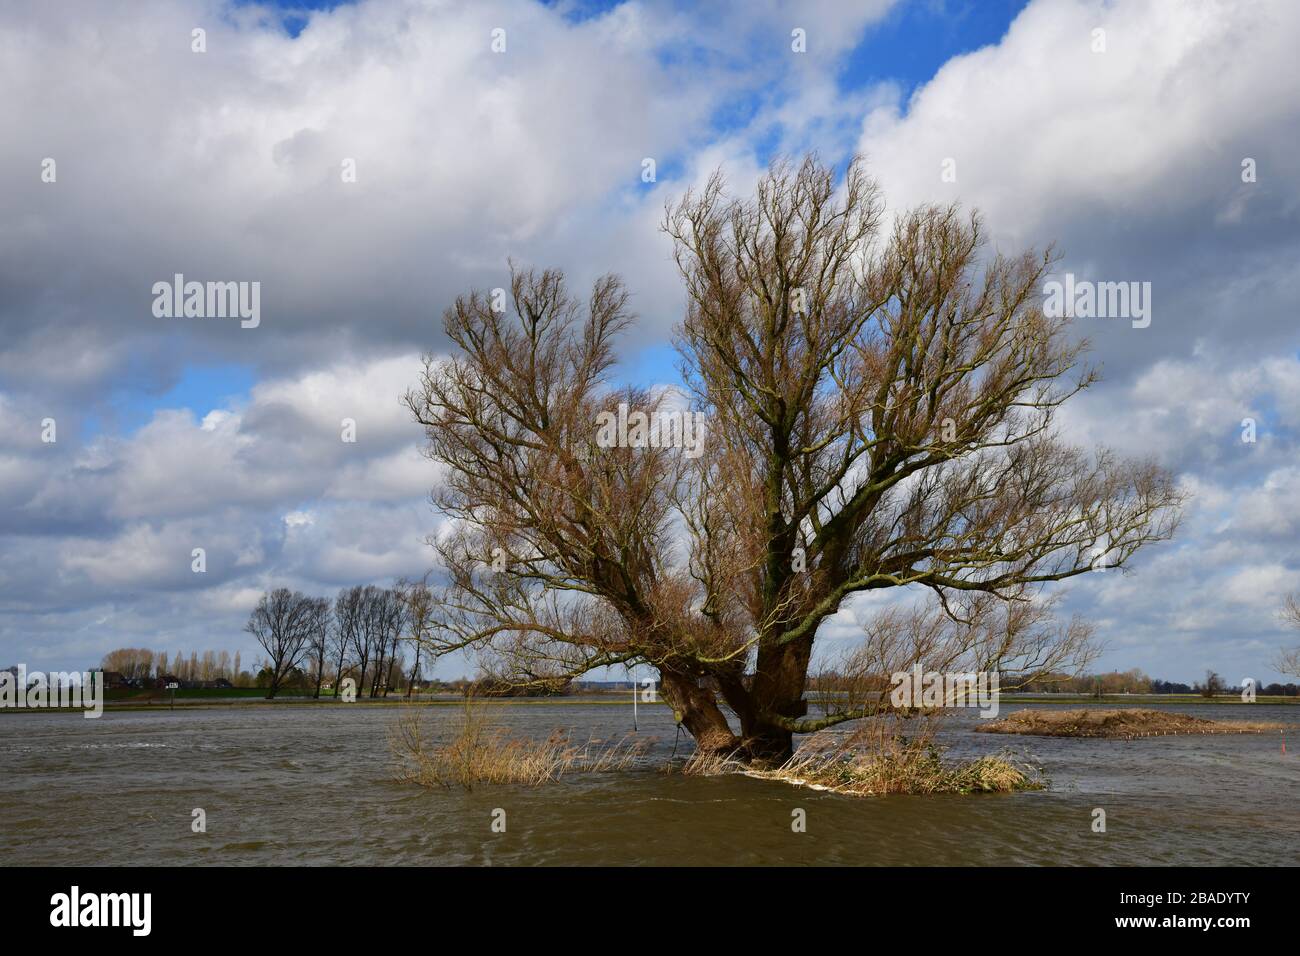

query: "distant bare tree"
left=406, top=155, right=1184, bottom=762
left=349, top=585, right=384, bottom=696
left=372, top=588, right=406, bottom=697
left=332, top=586, right=363, bottom=695
left=811, top=592, right=1098, bottom=723
left=398, top=574, right=437, bottom=698
left=99, top=648, right=155, bottom=681
left=385, top=650, right=406, bottom=696
left=304, top=597, right=332, bottom=699
left=244, top=588, right=315, bottom=699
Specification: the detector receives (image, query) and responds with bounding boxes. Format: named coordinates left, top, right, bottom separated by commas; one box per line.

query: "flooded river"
left=1, top=701, right=1297, bottom=866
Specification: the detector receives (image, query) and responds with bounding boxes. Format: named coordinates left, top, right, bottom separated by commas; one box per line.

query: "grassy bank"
left=106, top=687, right=272, bottom=701
left=978, top=708, right=1290, bottom=739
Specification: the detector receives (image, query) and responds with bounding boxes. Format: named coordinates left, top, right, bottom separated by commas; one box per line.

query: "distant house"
left=100, top=671, right=128, bottom=689
left=155, top=674, right=180, bottom=689
left=169, top=678, right=232, bottom=690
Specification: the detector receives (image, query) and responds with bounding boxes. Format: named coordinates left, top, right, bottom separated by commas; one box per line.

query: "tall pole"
left=632, top=664, right=638, bottom=732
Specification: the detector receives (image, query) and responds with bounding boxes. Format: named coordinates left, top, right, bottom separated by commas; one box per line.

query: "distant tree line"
left=100, top=647, right=246, bottom=688
left=465, top=675, right=576, bottom=697
left=809, top=665, right=1299, bottom=699
left=97, top=577, right=444, bottom=699
left=245, top=578, right=440, bottom=699
left=241, top=580, right=581, bottom=699
left=1022, top=668, right=1298, bottom=697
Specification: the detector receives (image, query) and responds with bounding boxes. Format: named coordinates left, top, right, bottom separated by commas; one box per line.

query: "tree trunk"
left=658, top=670, right=740, bottom=754
left=739, top=719, right=794, bottom=765
left=356, top=652, right=369, bottom=698
left=332, top=644, right=347, bottom=697
left=371, top=640, right=386, bottom=698
left=741, top=637, right=814, bottom=764
left=406, top=646, right=420, bottom=699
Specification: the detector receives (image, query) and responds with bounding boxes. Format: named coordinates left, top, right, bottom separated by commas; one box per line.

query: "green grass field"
left=105, top=687, right=275, bottom=701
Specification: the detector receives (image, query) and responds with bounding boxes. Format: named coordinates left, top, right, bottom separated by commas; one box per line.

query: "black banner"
left=6, top=866, right=1287, bottom=940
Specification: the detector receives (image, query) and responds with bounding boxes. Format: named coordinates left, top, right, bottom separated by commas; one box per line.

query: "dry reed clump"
left=681, top=718, right=1040, bottom=796
left=978, top=708, right=1289, bottom=739
left=389, top=699, right=649, bottom=789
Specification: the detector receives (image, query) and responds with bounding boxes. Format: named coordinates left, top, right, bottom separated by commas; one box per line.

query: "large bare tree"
left=406, top=156, right=1183, bottom=762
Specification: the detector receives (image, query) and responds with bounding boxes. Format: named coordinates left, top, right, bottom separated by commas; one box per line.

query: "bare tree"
left=99, top=648, right=155, bottom=681
left=381, top=591, right=408, bottom=697
left=244, top=588, right=315, bottom=699
left=405, top=156, right=1183, bottom=762
left=811, top=592, right=1098, bottom=723
left=398, top=574, right=436, bottom=698
left=332, top=586, right=363, bottom=696
left=305, top=597, right=332, bottom=699
left=385, top=650, right=405, bottom=696
left=1275, top=593, right=1300, bottom=678
left=349, top=585, right=383, bottom=697
left=368, top=588, right=405, bottom=697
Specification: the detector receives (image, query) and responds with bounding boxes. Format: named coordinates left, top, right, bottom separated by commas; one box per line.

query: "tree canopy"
left=406, top=156, right=1183, bottom=761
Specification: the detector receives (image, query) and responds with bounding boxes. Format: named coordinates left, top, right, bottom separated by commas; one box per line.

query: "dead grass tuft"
left=679, top=717, right=1040, bottom=796
left=389, top=698, right=649, bottom=789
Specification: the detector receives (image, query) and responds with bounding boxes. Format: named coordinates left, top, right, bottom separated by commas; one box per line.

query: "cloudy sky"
left=2, top=0, right=1298, bottom=683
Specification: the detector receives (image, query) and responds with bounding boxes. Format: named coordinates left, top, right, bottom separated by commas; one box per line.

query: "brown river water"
left=1, top=700, right=1297, bottom=866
